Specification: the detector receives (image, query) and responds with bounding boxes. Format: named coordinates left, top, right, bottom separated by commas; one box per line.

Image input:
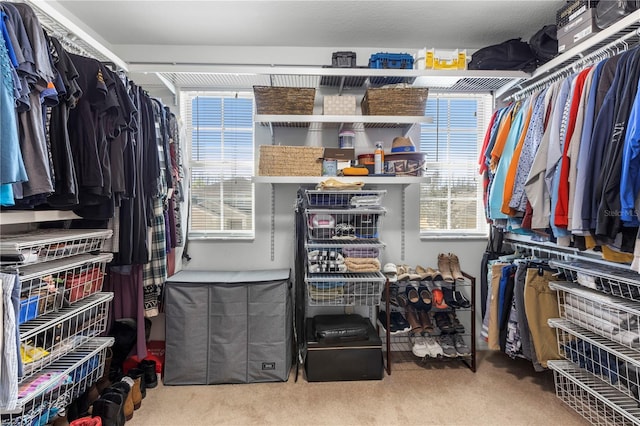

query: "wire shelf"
left=16, top=253, right=113, bottom=322
left=307, top=243, right=383, bottom=274
left=551, top=260, right=640, bottom=302
left=19, top=292, right=113, bottom=381
left=549, top=360, right=640, bottom=425
left=551, top=318, right=640, bottom=405
left=305, top=209, right=385, bottom=241
left=0, top=229, right=112, bottom=266
left=305, top=272, right=385, bottom=306
left=305, top=190, right=386, bottom=209
left=0, top=337, right=114, bottom=424
left=550, top=281, right=640, bottom=352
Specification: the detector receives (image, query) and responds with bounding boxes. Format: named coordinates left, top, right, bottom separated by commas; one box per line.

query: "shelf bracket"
left=270, top=184, right=275, bottom=261
left=401, top=185, right=406, bottom=261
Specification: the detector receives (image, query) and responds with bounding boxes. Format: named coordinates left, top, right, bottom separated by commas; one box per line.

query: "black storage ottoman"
left=304, top=315, right=383, bottom=382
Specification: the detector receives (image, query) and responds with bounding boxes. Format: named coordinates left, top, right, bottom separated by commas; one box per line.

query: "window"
left=181, top=91, right=255, bottom=239
left=420, top=93, right=492, bottom=237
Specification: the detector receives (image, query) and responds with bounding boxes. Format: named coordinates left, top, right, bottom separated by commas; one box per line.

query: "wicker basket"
left=253, top=86, right=316, bottom=115
left=361, top=87, right=429, bottom=116
left=259, top=145, right=324, bottom=176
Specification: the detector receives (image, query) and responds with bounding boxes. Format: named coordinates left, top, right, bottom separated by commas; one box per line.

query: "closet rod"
left=506, top=27, right=640, bottom=102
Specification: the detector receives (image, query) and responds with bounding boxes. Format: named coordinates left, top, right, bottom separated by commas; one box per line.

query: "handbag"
left=468, top=38, right=537, bottom=72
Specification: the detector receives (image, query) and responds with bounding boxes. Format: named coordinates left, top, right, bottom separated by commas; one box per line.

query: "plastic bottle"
left=374, top=142, right=384, bottom=174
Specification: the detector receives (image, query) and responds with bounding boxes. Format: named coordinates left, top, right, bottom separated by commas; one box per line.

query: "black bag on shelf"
left=595, top=0, right=640, bottom=29
left=468, top=38, right=537, bottom=72
left=529, top=24, right=558, bottom=64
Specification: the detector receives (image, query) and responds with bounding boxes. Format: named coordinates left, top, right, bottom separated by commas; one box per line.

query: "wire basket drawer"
left=16, top=253, right=113, bottom=321
left=305, top=190, right=386, bottom=209
left=1, top=337, right=113, bottom=424
left=307, top=242, right=384, bottom=274
left=550, top=281, right=640, bottom=352
left=19, top=292, right=114, bottom=381
left=305, top=208, right=386, bottom=241
left=0, top=229, right=112, bottom=265
left=305, top=272, right=385, bottom=306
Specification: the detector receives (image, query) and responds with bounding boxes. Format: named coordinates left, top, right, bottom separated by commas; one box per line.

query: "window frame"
left=181, top=90, right=256, bottom=240
left=419, top=92, right=493, bottom=239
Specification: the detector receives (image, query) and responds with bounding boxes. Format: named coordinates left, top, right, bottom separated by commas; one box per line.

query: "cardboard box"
left=323, top=148, right=355, bottom=161
left=558, top=8, right=598, bottom=53
left=323, top=95, right=356, bottom=115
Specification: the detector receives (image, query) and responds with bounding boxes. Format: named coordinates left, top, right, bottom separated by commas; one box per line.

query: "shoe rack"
left=380, top=268, right=477, bottom=374
left=0, top=229, right=115, bottom=425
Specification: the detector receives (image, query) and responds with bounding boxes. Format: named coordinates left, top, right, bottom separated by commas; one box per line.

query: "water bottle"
left=374, top=142, right=384, bottom=174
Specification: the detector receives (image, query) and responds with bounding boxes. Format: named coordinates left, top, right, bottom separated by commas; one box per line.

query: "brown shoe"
left=448, top=253, right=464, bottom=281
left=418, top=309, right=434, bottom=334
left=437, top=253, right=454, bottom=283
left=404, top=306, right=423, bottom=334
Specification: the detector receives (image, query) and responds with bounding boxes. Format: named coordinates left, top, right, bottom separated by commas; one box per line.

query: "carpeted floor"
left=127, top=351, right=587, bottom=425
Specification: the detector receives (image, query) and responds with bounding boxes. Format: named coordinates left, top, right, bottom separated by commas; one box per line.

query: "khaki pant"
left=524, top=268, right=560, bottom=368
left=488, top=263, right=507, bottom=351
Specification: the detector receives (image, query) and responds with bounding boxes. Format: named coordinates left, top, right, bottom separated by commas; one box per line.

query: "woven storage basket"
left=259, top=145, right=324, bottom=176
left=361, top=87, right=429, bottom=116
left=253, top=86, right=316, bottom=115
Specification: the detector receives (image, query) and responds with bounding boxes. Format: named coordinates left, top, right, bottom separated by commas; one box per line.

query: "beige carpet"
left=126, top=351, right=587, bottom=426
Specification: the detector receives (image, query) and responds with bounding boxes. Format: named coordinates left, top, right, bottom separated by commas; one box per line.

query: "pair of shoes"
left=437, top=334, right=458, bottom=357
left=433, top=312, right=455, bottom=334
left=453, top=290, right=471, bottom=308
left=404, top=306, right=423, bottom=334
left=418, top=309, right=434, bottom=334
left=377, top=310, right=411, bottom=334
left=406, top=284, right=432, bottom=311
left=421, top=333, right=444, bottom=358
left=428, top=283, right=448, bottom=310
left=397, top=265, right=421, bottom=281
left=437, top=253, right=464, bottom=282
left=415, top=265, right=443, bottom=281
left=453, top=333, right=471, bottom=356
left=409, top=332, right=429, bottom=358
left=448, top=311, right=465, bottom=334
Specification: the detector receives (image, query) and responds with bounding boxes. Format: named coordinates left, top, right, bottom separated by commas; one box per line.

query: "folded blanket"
left=342, top=247, right=379, bottom=258
left=345, top=257, right=380, bottom=272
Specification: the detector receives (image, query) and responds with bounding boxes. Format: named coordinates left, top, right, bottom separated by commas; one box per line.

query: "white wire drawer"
left=550, top=281, right=640, bottom=352
left=16, top=253, right=113, bottom=323
left=306, top=241, right=384, bottom=274
left=550, top=318, right=640, bottom=406
left=19, top=292, right=113, bottom=381
left=549, top=360, right=640, bottom=426
left=0, top=337, right=114, bottom=425
left=0, top=229, right=112, bottom=266
left=551, top=259, right=640, bottom=302
left=305, top=272, right=385, bottom=306
left=305, top=208, right=386, bottom=241
left=305, top=189, right=386, bottom=209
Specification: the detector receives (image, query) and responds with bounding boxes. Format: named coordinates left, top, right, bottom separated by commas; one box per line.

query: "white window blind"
left=420, top=93, right=492, bottom=237
left=181, top=91, right=255, bottom=239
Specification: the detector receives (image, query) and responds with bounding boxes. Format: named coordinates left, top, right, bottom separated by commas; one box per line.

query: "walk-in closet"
left=2, top=1, right=640, bottom=425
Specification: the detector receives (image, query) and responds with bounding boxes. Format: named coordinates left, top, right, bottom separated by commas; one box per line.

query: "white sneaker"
left=422, top=334, right=444, bottom=358
left=409, top=333, right=429, bottom=358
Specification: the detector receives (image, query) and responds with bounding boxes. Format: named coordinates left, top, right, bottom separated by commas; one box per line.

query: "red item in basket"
left=65, top=267, right=105, bottom=303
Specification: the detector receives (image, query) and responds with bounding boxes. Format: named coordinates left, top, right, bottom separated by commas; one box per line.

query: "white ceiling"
left=38, top=0, right=565, bottom=92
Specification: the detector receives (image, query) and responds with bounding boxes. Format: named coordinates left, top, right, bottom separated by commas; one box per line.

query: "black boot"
left=139, top=359, right=158, bottom=389
left=92, top=392, right=124, bottom=426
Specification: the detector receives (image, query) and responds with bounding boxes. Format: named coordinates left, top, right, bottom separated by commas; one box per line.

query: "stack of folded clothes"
left=350, top=194, right=382, bottom=208
left=342, top=247, right=379, bottom=258
left=308, top=282, right=345, bottom=303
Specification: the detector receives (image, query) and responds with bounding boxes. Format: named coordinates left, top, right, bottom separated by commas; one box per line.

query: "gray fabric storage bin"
left=163, top=269, right=292, bottom=385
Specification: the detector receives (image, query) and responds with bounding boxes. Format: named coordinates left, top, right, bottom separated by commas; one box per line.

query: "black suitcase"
left=304, top=318, right=383, bottom=382
left=595, top=0, right=640, bottom=29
